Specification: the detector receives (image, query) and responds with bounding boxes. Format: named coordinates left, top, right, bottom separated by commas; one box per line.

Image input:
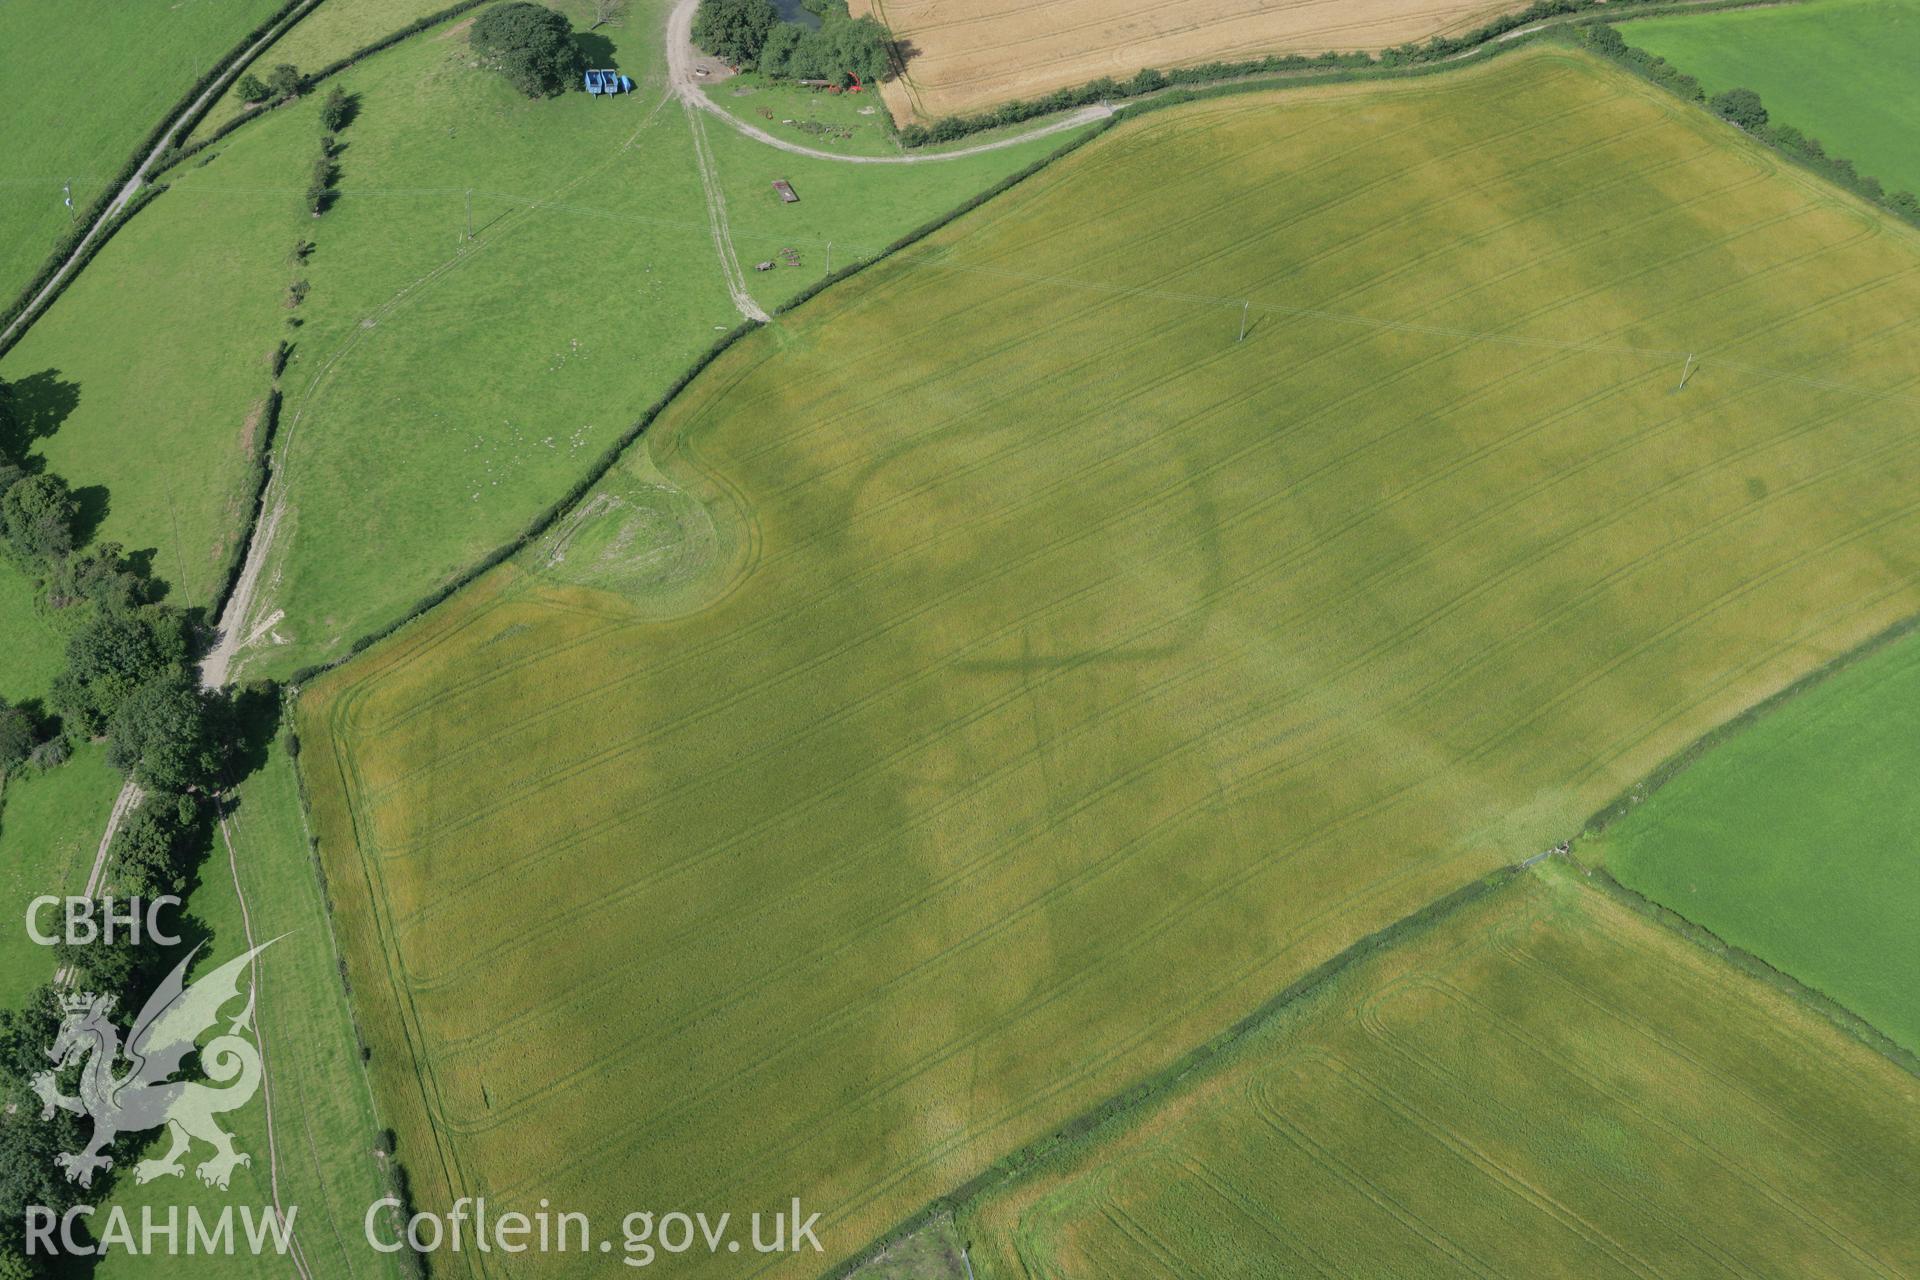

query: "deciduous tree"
left=692, top=0, right=778, bottom=68
left=471, top=2, right=585, bottom=97
left=1, top=473, right=76, bottom=563
left=1709, top=87, right=1767, bottom=131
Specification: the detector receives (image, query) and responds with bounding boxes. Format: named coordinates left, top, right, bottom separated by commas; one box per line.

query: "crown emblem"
left=59, top=991, right=112, bottom=1015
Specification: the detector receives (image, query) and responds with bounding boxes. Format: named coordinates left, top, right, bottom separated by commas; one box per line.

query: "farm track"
left=203, top=105, right=670, bottom=689
left=684, top=102, right=771, bottom=322
left=50, top=779, right=143, bottom=988
left=665, top=0, right=1113, bottom=162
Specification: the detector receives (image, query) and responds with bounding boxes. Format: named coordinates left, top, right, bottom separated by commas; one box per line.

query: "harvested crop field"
left=964, top=865, right=1920, bottom=1278
left=304, top=49, right=1920, bottom=1279
left=852, top=0, right=1524, bottom=122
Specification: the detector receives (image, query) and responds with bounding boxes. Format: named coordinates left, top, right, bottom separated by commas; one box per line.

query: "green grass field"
left=179, top=0, right=1088, bottom=679
left=187, top=0, right=476, bottom=145
left=1588, top=631, right=1920, bottom=1054
left=0, top=0, right=286, bottom=310
left=301, top=47, right=1920, bottom=1278
left=0, top=123, right=310, bottom=610
left=0, top=740, right=120, bottom=1013
left=962, top=865, right=1920, bottom=1278
left=1620, top=0, right=1920, bottom=199
left=0, top=742, right=121, bottom=1007
left=0, top=558, right=63, bottom=704
left=86, top=738, right=400, bottom=1280
left=706, top=110, right=1095, bottom=314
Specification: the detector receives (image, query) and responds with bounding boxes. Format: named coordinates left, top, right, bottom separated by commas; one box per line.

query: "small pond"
left=770, top=0, right=823, bottom=29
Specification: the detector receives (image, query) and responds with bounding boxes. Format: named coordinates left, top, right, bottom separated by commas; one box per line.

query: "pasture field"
left=1620, top=0, right=1920, bottom=200
left=0, top=125, right=311, bottom=610
left=850, top=0, right=1523, bottom=122
left=0, top=742, right=120, bottom=1008
left=83, top=738, right=400, bottom=1280
left=1587, top=630, right=1920, bottom=1053
left=197, top=0, right=1092, bottom=680
left=0, top=559, right=63, bottom=703
left=704, top=110, right=1097, bottom=313
left=187, top=0, right=479, bottom=145
left=963, top=865, right=1920, bottom=1278
left=303, top=48, right=1920, bottom=1279
left=0, top=0, right=285, bottom=309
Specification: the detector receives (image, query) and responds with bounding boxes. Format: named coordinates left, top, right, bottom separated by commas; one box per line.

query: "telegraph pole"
left=1677, top=352, right=1694, bottom=390
left=464, top=188, right=473, bottom=241
left=825, top=241, right=832, bottom=274
left=1237, top=300, right=1250, bottom=343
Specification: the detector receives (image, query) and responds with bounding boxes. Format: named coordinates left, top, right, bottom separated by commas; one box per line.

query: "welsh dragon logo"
left=32, top=939, right=278, bottom=1191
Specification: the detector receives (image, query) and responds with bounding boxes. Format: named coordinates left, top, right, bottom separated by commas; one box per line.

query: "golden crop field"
left=852, top=0, right=1523, bottom=121
left=303, top=49, right=1920, bottom=1278
left=965, top=865, right=1920, bottom=1278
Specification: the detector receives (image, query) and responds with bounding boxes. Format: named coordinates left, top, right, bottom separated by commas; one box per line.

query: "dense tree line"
left=759, top=13, right=891, bottom=86
left=693, top=0, right=891, bottom=87
left=0, top=374, right=251, bottom=1274
left=0, top=781, right=215, bottom=1275
left=232, top=61, right=303, bottom=107
left=0, top=381, right=206, bottom=791
left=0, top=382, right=265, bottom=1273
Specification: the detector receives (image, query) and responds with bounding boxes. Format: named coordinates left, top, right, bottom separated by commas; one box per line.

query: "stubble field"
left=851, top=0, right=1523, bottom=122
left=303, top=49, right=1920, bottom=1279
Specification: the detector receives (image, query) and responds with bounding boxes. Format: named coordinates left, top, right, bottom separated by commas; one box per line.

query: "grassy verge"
left=0, top=558, right=63, bottom=704
left=77, top=736, right=399, bottom=1280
